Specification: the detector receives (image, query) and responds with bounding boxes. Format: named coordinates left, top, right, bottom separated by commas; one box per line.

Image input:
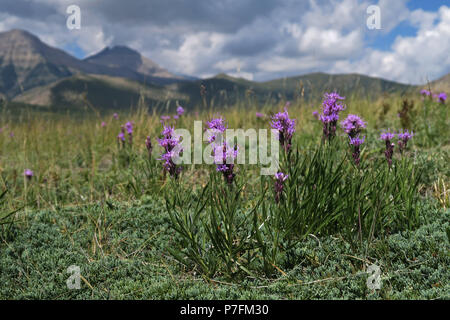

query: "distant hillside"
left=9, top=71, right=423, bottom=111
left=12, top=74, right=188, bottom=111
left=428, top=73, right=450, bottom=93
left=261, top=72, right=414, bottom=99
left=170, top=72, right=415, bottom=108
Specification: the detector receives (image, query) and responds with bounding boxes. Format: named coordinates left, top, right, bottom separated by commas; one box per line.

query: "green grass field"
left=0, top=92, right=449, bottom=299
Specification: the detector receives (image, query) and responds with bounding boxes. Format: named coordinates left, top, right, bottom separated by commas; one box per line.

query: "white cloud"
left=299, top=28, right=363, bottom=58
left=155, top=32, right=228, bottom=77
left=409, top=9, right=438, bottom=30
left=0, top=0, right=448, bottom=84
left=303, top=0, right=368, bottom=32
left=332, top=5, right=450, bottom=84
left=376, top=0, right=410, bottom=32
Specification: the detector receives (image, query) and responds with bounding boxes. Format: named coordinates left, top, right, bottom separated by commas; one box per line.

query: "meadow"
left=0, top=90, right=448, bottom=299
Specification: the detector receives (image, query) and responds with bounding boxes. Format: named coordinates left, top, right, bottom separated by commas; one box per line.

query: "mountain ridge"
left=0, top=29, right=447, bottom=111
left=84, top=45, right=182, bottom=80
left=0, top=29, right=187, bottom=99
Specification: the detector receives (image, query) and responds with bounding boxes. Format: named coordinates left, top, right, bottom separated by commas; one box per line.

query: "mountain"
left=84, top=46, right=183, bottom=80
left=169, top=72, right=415, bottom=108
left=260, top=72, right=414, bottom=99
left=0, top=29, right=87, bottom=98
left=0, top=29, right=443, bottom=112
left=0, top=29, right=186, bottom=99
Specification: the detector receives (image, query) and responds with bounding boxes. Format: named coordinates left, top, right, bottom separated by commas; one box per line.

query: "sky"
left=0, top=0, right=449, bottom=84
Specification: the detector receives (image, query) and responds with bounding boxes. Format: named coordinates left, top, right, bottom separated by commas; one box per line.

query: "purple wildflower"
left=125, top=121, right=133, bottom=133
left=256, top=112, right=265, bottom=118
left=380, top=132, right=395, bottom=141
left=438, top=92, right=447, bottom=103
left=274, top=172, right=288, bottom=203
left=319, top=92, right=346, bottom=140
left=397, top=129, right=414, bottom=153
left=113, top=113, right=118, bottom=120
left=206, top=117, right=227, bottom=143
left=312, top=110, right=319, bottom=119
left=271, top=110, right=296, bottom=152
left=101, top=121, right=106, bottom=127
left=158, top=125, right=182, bottom=178
left=349, top=136, right=365, bottom=147
left=9, top=132, right=14, bottom=138
left=117, top=126, right=126, bottom=148
left=213, top=142, right=238, bottom=185
left=341, top=114, right=366, bottom=166
left=120, top=121, right=133, bottom=146
left=160, top=116, right=171, bottom=125
left=177, top=106, right=185, bottom=116
left=420, top=89, right=431, bottom=97
left=206, top=117, right=227, bottom=131
left=160, top=151, right=182, bottom=178
left=341, top=114, right=366, bottom=138
left=380, top=131, right=395, bottom=167
left=173, top=115, right=179, bottom=120
left=206, top=116, right=238, bottom=184
left=349, top=136, right=365, bottom=166
left=24, top=169, right=34, bottom=180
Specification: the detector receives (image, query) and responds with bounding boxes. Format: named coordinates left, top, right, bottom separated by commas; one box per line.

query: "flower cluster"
left=125, top=121, right=133, bottom=145
left=397, top=129, right=414, bottom=154
left=213, top=142, right=238, bottom=185
left=341, top=114, right=366, bottom=138
left=173, top=106, right=185, bottom=120
left=349, top=136, right=365, bottom=166
left=161, top=115, right=171, bottom=123
left=117, top=126, right=125, bottom=146
left=342, top=114, right=366, bottom=166
left=379, top=129, right=415, bottom=166
left=206, top=117, right=227, bottom=143
left=318, top=92, right=346, bottom=140
left=421, top=89, right=446, bottom=103
left=158, top=125, right=182, bottom=178
left=117, top=121, right=134, bottom=148
left=274, top=172, right=288, bottom=203
left=270, top=110, right=296, bottom=152
left=380, top=131, right=395, bottom=167
left=420, top=89, right=431, bottom=97
left=206, top=117, right=238, bottom=184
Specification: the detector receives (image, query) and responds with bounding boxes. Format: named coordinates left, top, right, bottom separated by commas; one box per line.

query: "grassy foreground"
left=0, top=92, right=449, bottom=299
left=0, top=198, right=448, bottom=299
